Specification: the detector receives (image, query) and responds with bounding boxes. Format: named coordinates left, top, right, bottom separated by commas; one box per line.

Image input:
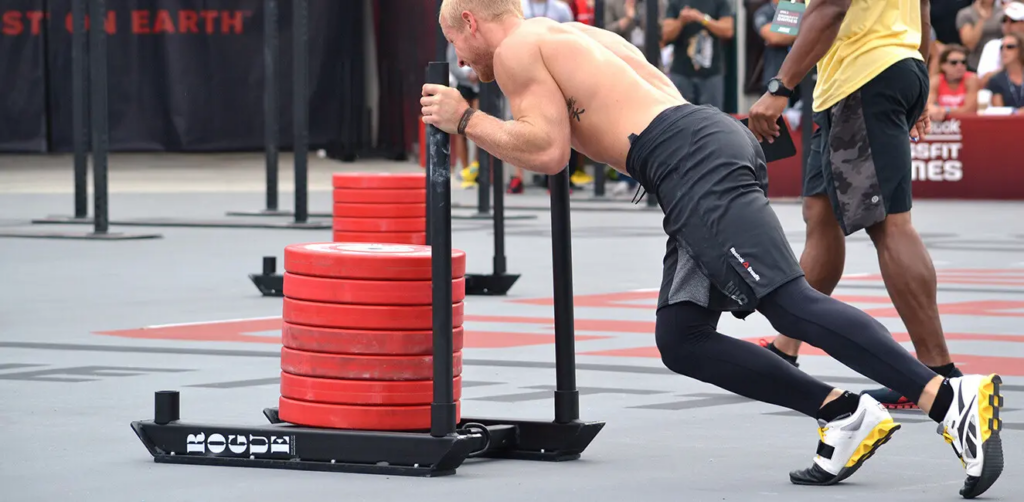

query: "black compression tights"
left=655, top=277, right=938, bottom=418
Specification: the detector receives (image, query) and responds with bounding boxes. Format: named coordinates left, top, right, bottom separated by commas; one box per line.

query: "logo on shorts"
left=729, top=247, right=760, bottom=281
left=723, top=281, right=749, bottom=306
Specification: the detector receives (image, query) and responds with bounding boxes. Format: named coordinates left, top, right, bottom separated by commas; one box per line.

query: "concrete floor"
left=0, top=154, right=1021, bottom=501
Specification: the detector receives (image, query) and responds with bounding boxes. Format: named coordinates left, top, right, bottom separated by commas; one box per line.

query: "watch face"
left=768, top=79, right=779, bottom=93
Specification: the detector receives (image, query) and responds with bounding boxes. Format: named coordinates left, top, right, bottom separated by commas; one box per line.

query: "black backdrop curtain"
left=0, top=0, right=366, bottom=153
left=373, top=0, right=439, bottom=158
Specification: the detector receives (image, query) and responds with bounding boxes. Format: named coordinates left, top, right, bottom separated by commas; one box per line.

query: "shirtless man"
left=420, top=0, right=1003, bottom=495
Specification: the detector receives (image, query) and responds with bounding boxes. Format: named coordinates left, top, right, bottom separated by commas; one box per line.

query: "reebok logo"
left=729, top=247, right=760, bottom=281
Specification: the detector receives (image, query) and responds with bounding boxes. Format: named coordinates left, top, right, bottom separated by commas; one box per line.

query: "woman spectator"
left=957, top=0, right=1006, bottom=71
left=985, top=32, right=1024, bottom=110
left=927, top=45, right=980, bottom=120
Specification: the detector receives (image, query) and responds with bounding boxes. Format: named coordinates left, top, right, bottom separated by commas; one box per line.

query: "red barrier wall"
left=765, top=115, right=1024, bottom=200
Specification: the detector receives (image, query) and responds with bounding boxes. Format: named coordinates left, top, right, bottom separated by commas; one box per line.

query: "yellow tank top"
left=811, top=0, right=924, bottom=112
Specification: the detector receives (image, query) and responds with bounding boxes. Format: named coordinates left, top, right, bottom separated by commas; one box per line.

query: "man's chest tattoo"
left=566, top=97, right=586, bottom=122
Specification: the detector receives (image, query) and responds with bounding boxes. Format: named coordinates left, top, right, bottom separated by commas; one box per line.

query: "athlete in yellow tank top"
left=811, top=0, right=925, bottom=112
left=745, top=0, right=931, bottom=139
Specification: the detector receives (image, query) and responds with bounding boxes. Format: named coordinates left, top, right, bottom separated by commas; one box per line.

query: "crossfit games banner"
left=761, top=115, right=1024, bottom=201
left=0, top=0, right=363, bottom=153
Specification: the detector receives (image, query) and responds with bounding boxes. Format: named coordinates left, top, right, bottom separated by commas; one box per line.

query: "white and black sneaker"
left=940, top=374, right=1004, bottom=499
left=790, top=394, right=902, bottom=485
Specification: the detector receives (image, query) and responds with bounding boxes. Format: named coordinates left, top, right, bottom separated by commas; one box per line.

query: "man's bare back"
left=492, top=18, right=688, bottom=174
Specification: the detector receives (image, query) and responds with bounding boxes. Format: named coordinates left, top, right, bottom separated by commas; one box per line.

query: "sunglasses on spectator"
left=1003, top=43, right=1019, bottom=50
left=945, top=59, right=967, bottom=65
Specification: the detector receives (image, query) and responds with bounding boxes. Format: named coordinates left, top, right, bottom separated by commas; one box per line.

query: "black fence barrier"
left=27, top=0, right=330, bottom=232
left=0, top=0, right=366, bottom=154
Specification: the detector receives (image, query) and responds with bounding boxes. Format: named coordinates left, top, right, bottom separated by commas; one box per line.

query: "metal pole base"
left=0, top=230, right=162, bottom=241
left=248, top=256, right=284, bottom=297
left=31, top=215, right=330, bottom=230
left=464, top=273, right=521, bottom=296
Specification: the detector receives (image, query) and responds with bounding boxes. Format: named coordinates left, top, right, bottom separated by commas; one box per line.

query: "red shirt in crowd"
left=936, top=72, right=975, bottom=109
left=569, top=0, right=595, bottom=24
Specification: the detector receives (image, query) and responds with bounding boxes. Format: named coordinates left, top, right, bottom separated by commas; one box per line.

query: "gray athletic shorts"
left=626, top=104, right=805, bottom=318
left=802, top=58, right=929, bottom=235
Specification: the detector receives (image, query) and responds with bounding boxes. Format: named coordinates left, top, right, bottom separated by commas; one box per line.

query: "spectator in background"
left=927, top=44, right=980, bottom=120
left=508, top=0, right=575, bottom=194
left=521, top=0, right=575, bottom=23
left=604, top=0, right=667, bottom=196
left=976, top=2, right=1024, bottom=86
left=957, top=0, right=1006, bottom=71
left=569, top=0, right=595, bottom=25
left=752, top=0, right=796, bottom=92
left=662, top=0, right=735, bottom=110
left=986, top=32, right=1024, bottom=109
left=933, top=0, right=974, bottom=45
left=447, top=43, right=480, bottom=189
left=606, top=0, right=667, bottom=55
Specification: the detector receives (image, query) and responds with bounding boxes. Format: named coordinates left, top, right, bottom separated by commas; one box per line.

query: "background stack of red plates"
left=332, top=173, right=426, bottom=245
left=278, top=242, right=467, bottom=431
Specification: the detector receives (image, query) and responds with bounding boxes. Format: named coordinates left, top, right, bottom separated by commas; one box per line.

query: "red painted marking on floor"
left=464, top=315, right=655, bottom=334
left=582, top=345, right=1024, bottom=376
left=464, top=331, right=609, bottom=349
left=95, top=319, right=283, bottom=344
left=865, top=300, right=1024, bottom=318
left=94, top=319, right=609, bottom=349
left=843, top=269, right=1024, bottom=287
left=510, top=291, right=659, bottom=309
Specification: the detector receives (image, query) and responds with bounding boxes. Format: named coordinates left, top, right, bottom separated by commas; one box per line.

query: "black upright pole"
left=427, top=0, right=447, bottom=246
left=292, top=0, right=309, bottom=224
left=264, top=0, right=279, bottom=212
left=548, top=168, right=579, bottom=424
left=592, top=0, right=606, bottom=197
left=426, top=61, right=457, bottom=438
left=71, top=0, right=88, bottom=220
left=486, top=84, right=507, bottom=275
left=89, top=0, right=109, bottom=235
left=643, top=0, right=660, bottom=208
left=476, top=84, right=492, bottom=215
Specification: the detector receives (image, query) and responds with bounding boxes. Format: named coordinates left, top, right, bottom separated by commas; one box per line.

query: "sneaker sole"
left=833, top=420, right=902, bottom=485
left=961, top=374, right=1004, bottom=499
left=790, top=420, right=902, bottom=486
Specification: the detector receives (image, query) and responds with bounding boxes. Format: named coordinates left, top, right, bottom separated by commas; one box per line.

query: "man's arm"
left=701, top=15, right=735, bottom=40
left=606, top=1, right=633, bottom=36
left=662, top=1, right=683, bottom=43
left=462, top=39, right=571, bottom=175
left=773, top=0, right=852, bottom=89
left=760, top=23, right=796, bottom=46
left=755, top=5, right=795, bottom=46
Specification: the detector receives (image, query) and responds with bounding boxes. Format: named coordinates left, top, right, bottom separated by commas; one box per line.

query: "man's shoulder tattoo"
left=566, top=97, right=586, bottom=122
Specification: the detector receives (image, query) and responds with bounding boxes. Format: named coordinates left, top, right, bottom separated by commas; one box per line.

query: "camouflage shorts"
left=804, top=58, right=929, bottom=236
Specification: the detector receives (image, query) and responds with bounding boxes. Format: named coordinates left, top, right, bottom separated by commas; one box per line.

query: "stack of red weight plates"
left=278, top=242, right=467, bottom=431
left=332, top=173, right=427, bottom=245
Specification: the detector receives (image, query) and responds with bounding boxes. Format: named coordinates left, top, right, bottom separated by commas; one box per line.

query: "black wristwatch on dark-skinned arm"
left=767, top=77, right=794, bottom=98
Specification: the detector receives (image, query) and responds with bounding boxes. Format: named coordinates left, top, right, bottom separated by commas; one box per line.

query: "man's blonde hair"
left=439, top=0, right=523, bottom=30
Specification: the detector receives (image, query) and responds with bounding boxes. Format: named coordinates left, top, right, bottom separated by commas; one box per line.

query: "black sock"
left=928, top=363, right=962, bottom=378
left=767, top=342, right=799, bottom=365
left=928, top=379, right=955, bottom=423
left=817, top=391, right=861, bottom=423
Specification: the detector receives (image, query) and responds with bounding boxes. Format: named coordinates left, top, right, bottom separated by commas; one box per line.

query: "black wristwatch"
left=767, top=77, right=794, bottom=98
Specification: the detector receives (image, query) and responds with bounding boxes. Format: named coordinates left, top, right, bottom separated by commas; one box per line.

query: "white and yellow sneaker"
left=940, top=374, right=1004, bottom=499
left=790, top=394, right=901, bottom=486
